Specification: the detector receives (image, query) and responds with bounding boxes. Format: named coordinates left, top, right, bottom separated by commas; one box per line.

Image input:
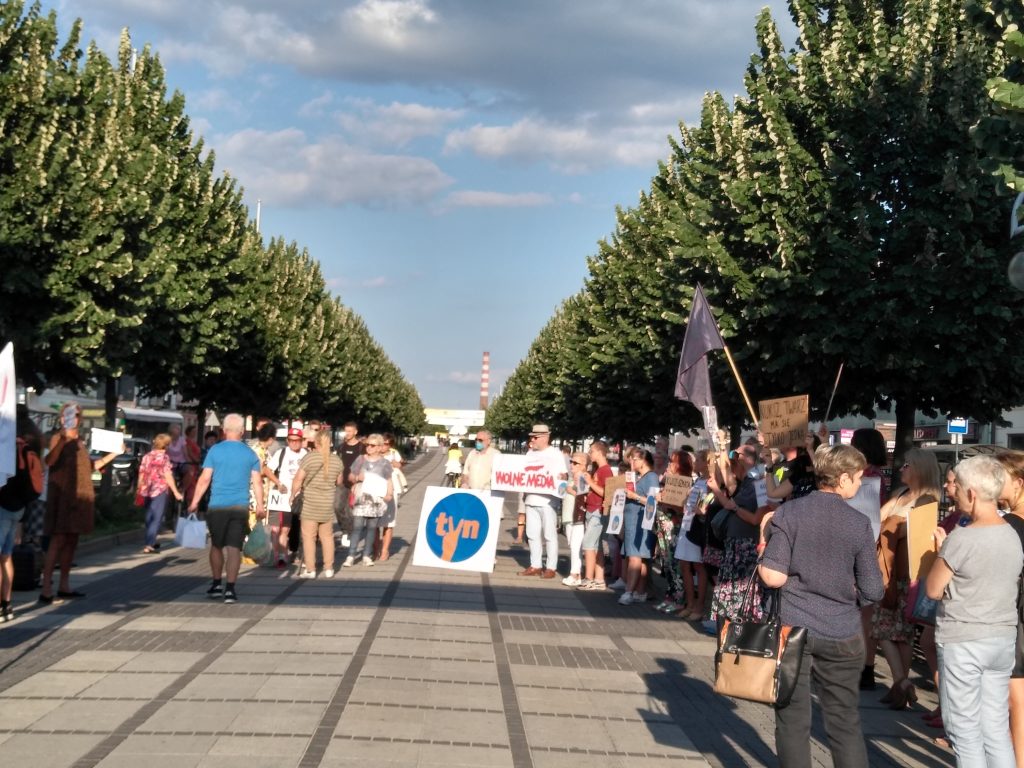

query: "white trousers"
left=564, top=522, right=584, bottom=575
left=525, top=503, right=558, bottom=570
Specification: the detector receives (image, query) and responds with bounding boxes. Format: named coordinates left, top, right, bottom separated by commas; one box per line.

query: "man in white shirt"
left=461, top=430, right=500, bottom=490
left=519, top=424, right=567, bottom=579
left=269, top=427, right=307, bottom=568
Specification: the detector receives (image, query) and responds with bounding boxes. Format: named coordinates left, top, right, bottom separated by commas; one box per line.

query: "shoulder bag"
left=713, top=567, right=807, bottom=707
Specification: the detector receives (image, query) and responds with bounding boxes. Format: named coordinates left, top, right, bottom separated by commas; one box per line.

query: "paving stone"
left=349, top=677, right=503, bottom=711
left=119, top=652, right=207, bottom=673
left=369, top=636, right=495, bottom=662
left=206, top=652, right=353, bottom=676
left=0, top=671, right=107, bottom=698
left=28, top=699, right=147, bottom=732
left=79, top=672, right=182, bottom=699
left=227, top=702, right=325, bottom=734
left=47, top=651, right=141, bottom=672
left=0, top=698, right=65, bottom=729
left=0, top=733, right=106, bottom=767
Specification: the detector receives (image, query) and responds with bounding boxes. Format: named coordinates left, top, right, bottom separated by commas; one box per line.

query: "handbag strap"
left=735, top=554, right=781, bottom=622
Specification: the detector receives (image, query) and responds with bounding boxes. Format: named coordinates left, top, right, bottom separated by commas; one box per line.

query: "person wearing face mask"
left=461, top=430, right=500, bottom=491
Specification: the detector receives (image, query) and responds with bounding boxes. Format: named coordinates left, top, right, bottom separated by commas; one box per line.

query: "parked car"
left=90, top=437, right=151, bottom=492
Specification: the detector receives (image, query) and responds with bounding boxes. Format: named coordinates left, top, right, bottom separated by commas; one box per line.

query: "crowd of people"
left=4, top=405, right=1024, bottom=766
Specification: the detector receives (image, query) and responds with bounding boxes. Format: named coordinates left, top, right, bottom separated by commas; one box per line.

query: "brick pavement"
left=0, top=450, right=955, bottom=767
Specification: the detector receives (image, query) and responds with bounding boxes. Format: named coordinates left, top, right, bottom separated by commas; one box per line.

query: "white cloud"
left=213, top=128, right=453, bottom=207
left=444, top=116, right=671, bottom=173
left=336, top=98, right=465, bottom=147
left=440, top=190, right=553, bottom=210
left=345, top=0, right=438, bottom=43
left=299, top=91, right=335, bottom=118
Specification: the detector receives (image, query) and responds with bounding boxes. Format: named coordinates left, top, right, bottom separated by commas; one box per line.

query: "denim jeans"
left=939, top=635, right=1016, bottom=768
left=144, top=492, right=168, bottom=547
left=775, top=632, right=868, bottom=768
left=348, top=515, right=378, bottom=560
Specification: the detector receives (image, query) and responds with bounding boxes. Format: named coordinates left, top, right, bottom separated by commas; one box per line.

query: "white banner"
left=606, top=489, right=627, bottom=535
left=0, top=343, right=15, bottom=490
left=412, top=487, right=504, bottom=573
left=490, top=453, right=567, bottom=497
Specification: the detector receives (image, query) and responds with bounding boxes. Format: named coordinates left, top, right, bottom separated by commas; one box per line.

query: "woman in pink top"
left=137, top=434, right=183, bottom=554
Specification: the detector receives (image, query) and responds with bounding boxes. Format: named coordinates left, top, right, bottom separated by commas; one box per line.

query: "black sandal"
left=56, top=590, right=85, bottom=599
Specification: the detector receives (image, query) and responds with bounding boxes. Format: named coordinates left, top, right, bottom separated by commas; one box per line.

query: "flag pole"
left=722, top=345, right=760, bottom=430
left=823, top=361, right=845, bottom=423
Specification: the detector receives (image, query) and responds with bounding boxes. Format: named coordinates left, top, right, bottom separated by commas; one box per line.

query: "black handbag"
left=709, top=506, right=732, bottom=541
left=685, top=514, right=706, bottom=546
left=714, top=568, right=807, bottom=707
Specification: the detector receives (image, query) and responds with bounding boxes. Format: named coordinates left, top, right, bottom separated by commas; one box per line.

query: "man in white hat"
left=519, top=424, right=567, bottom=579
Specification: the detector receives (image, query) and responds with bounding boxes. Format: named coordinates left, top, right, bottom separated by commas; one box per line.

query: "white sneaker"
left=340, top=534, right=350, bottom=548
left=299, top=569, right=316, bottom=579
left=618, top=591, right=634, bottom=605
left=362, top=556, right=374, bottom=566
left=633, top=592, right=650, bottom=603
left=323, top=569, right=335, bottom=579
left=562, top=575, right=582, bottom=587
left=342, top=557, right=355, bottom=568
left=609, top=578, right=627, bottom=591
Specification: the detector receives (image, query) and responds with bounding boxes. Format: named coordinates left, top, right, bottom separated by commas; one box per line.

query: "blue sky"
left=50, top=0, right=794, bottom=409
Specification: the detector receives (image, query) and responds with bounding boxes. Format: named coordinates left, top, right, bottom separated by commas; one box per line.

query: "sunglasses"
left=571, top=460, right=584, bottom=466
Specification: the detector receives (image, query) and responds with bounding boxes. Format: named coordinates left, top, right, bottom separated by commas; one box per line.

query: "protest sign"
left=606, top=489, right=626, bottom=535
left=491, top=453, right=567, bottom=497
left=90, top=428, right=126, bottom=454
left=758, top=395, right=809, bottom=449
left=641, top=492, right=658, bottom=531
left=661, top=475, right=693, bottom=507
left=907, top=501, right=939, bottom=582
left=412, top=488, right=503, bottom=573
left=603, top=475, right=627, bottom=513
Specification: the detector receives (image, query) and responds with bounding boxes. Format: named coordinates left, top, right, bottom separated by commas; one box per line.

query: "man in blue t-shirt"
left=189, top=413, right=265, bottom=604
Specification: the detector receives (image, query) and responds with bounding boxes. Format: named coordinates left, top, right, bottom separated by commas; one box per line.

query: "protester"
left=765, top=435, right=819, bottom=502
left=653, top=450, right=690, bottom=613
left=874, top=448, right=940, bottom=709
left=851, top=427, right=890, bottom=691
left=377, top=433, right=406, bottom=562
left=608, top=449, right=634, bottom=590
left=344, top=434, right=393, bottom=567
left=39, top=402, right=123, bottom=604
left=461, top=430, right=499, bottom=491
left=518, top=425, right=566, bottom=579
left=580, top=440, right=613, bottom=590
left=136, top=433, right=184, bottom=554
left=188, top=413, right=265, bottom=604
left=291, top=431, right=344, bottom=578
left=0, top=412, right=43, bottom=621
left=759, top=444, right=884, bottom=768
left=562, top=451, right=589, bottom=586
left=618, top=448, right=659, bottom=605
left=269, top=427, right=308, bottom=568
left=926, top=456, right=1023, bottom=766
left=995, top=450, right=1024, bottom=765
left=708, top=445, right=767, bottom=622
left=335, top=422, right=364, bottom=545
left=674, top=449, right=709, bottom=619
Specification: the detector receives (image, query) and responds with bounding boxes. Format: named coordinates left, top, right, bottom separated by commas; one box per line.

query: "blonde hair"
left=813, top=444, right=866, bottom=488
left=151, top=433, right=171, bottom=450
left=996, top=450, right=1024, bottom=482
left=902, top=448, right=941, bottom=500
left=314, top=430, right=333, bottom=483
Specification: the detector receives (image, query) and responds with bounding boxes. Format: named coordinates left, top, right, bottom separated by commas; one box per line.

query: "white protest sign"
left=361, top=472, right=388, bottom=499
left=90, top=428, right=125, bottom=454
left=606, top=489, right=627, bottom=535
left=267, top=489, right=291, bottom=513
left=754, top=478, right=769, bottom=508
left=641, top=492, right=658, bottom=531
left=846, top=476, right=882, bottom=542
left=701, top=406, right=721, bottom=448
left=758, top=395, right=810, bottom=449
left=491, top=453, right=566, bottom=497
left=412, top=487, right=504, bottom=573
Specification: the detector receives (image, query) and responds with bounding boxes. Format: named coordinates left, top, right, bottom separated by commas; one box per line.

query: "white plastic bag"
left=175, top=513, right=207, bottom=549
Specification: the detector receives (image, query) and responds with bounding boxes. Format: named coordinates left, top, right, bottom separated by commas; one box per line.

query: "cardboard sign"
left=758, top=395, right=810, bottom=449
left=491, top=453, right=566, bottom=497
left=412, top=487, right=504, bottom=573
left=603, top=475, right=628, bottom=513
left=90, top=428, right=126, bottom=454
left=606, top=489, right=627, bottom=535
left=661, top=475, right=694, bottom=507
left=907, top=501, right=939, bottom=582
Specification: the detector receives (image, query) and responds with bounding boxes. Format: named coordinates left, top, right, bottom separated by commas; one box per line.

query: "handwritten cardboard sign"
left=490, top=453, right=566, bottom=497
left=758, top=395, right=809, bottom=449
left=660, top=475, right=694, bottom=507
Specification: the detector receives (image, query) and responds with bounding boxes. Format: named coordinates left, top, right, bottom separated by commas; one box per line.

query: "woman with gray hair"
left=926, top=456, right=1023, bottom=767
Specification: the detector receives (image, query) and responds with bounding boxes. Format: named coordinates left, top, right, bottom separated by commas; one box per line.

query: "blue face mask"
left=475, top=441, right=484, bottom=451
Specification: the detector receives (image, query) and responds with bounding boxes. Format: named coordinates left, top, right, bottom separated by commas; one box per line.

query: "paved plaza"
left=0, top=451, right=954, bottom=767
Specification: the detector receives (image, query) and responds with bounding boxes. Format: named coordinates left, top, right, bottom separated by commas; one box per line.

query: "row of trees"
left=487, top=0, right=1024, bottom=455
left=0, top=2, right=424, bottom=435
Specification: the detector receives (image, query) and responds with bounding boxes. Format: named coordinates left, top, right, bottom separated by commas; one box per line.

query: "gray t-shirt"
left=936, top=523, right=1023, bottom=644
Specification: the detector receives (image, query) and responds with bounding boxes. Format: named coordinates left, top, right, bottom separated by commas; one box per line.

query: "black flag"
left=674, top=284, right=725, bottom=409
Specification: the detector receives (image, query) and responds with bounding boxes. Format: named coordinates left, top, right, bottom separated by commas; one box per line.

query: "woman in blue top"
left=619, top=449, right=659, bottom=606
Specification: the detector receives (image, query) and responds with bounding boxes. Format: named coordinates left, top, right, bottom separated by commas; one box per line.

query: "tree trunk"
left=893, top=395, right=917, bottom=472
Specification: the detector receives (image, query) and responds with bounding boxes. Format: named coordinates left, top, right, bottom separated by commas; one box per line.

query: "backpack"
left=0, top=438, right=44, bottom=511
